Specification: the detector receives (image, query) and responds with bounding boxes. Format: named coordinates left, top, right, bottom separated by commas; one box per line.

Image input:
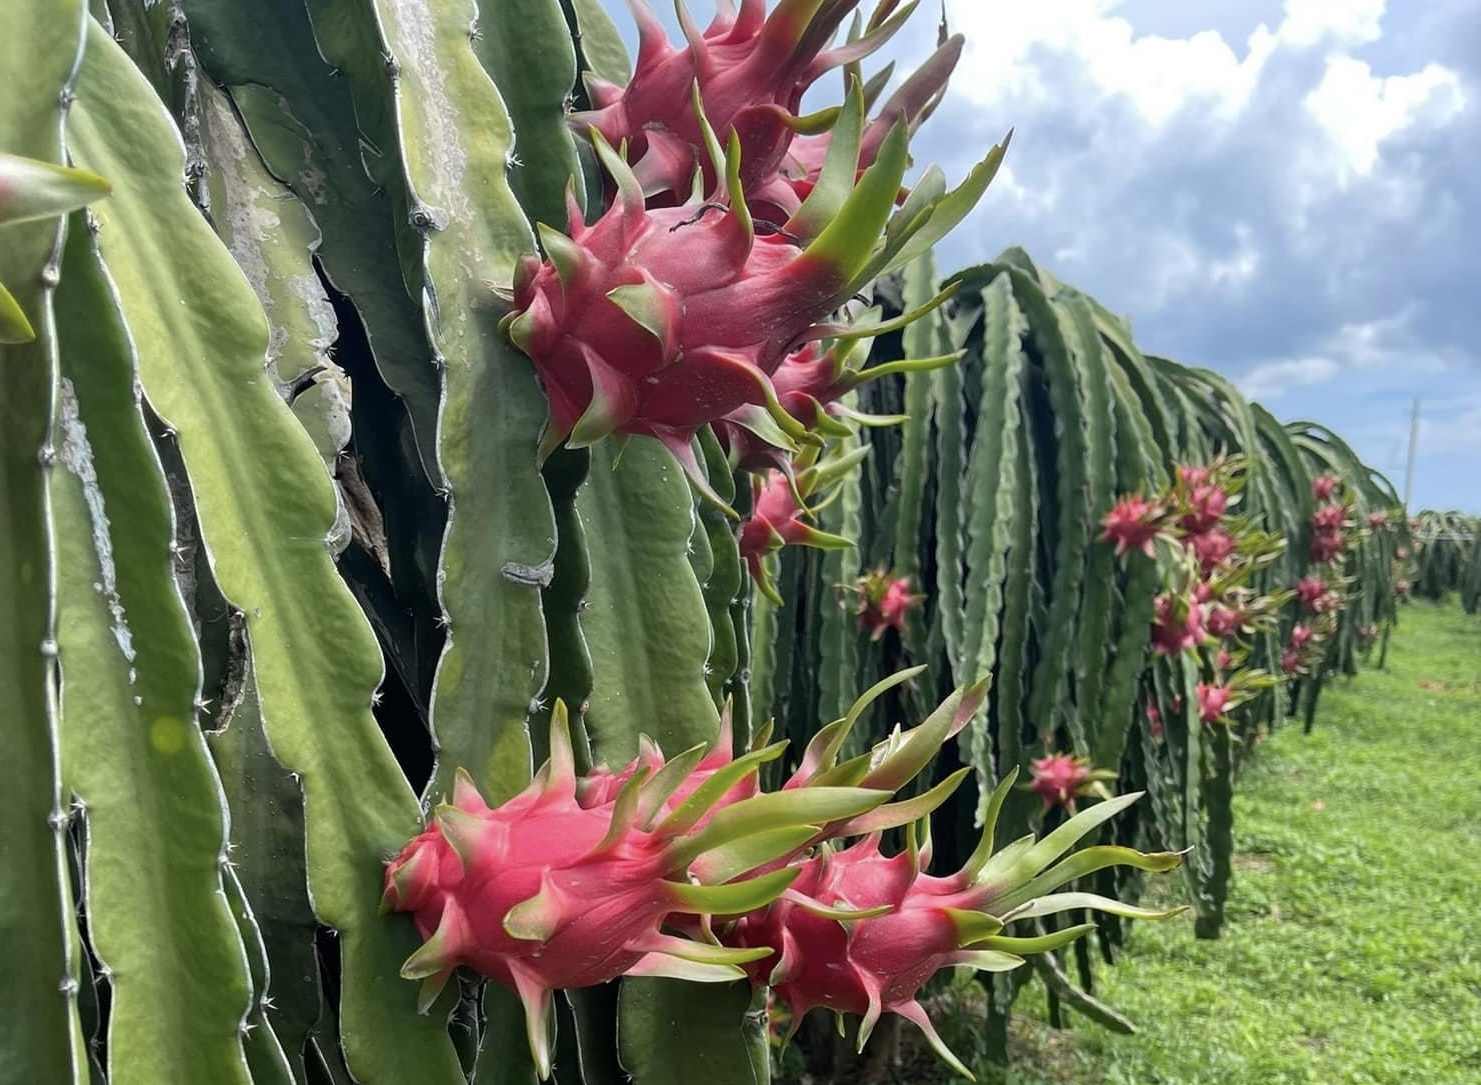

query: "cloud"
left=1304, top=57, right=1464, bottom=179
left=1237, top=357, right=1340, bottom=400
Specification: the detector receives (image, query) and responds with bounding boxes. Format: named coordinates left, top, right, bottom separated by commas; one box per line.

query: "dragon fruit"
left=1196, top=682, right=1233, bottom=723
left=1026, top=752, right=1114, bottom=811
left=1289, top=623, right=1314, bottom=649
left=1280, top=647, right=1302, bottom=674
left=1188, top=528, right=1235, bottom=573
left=1312, top=473, right=1340, bottom=501
left=1099, top=494, right=1165, bottom=558
left=1179, top=483, right=1229, bottom=534
left=850, top=568, right=924, bottom=641
left=1366, top=510, right=1388, bottom=530
left=1150, top=592, right=1207, bottom=655
left=1312, top=504, right=1346, bottom=532
left=570, top=0, right=919, bottom=203
left=1205, top=602, right=1241, bottom=638
left=1176, top=464, right=1211, bottom=487
left=383, top=704, right=893, bottom=1077
left=504, top=93, right=1003, bottom=502
left=1310, top=529, right=1346, bottom=564
left=727, top=773, right=1184, bottom=1076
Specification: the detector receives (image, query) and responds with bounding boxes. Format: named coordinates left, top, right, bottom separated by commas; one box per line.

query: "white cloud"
left=1237, top=357, right=1340, bottom=400
left=1278, top=0, right=1385, bottom=48
left=1304, top=58, right=1465, bottom=179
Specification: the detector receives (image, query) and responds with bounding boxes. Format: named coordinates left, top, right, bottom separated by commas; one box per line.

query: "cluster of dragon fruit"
left=383, top=680, right=1183, bottom=1078
left=499, top=0, right=1006, bottom=601
left=384, top=2, right=1183, bottom=1077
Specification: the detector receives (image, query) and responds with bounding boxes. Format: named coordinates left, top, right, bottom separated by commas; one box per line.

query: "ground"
left=936, top=599, right=1481, bottom=1084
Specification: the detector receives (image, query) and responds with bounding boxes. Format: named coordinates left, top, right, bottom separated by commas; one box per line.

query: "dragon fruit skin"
left=1151, top=592, right=1207, bottom=655
left=570, top=0, right=916, bottom=204
left=728, top=775, right=1185, bottom=1076
left=383, top=704, right=895, bottom=1078
left=1196, top=682, right=1233, bottom=723
left=1026, top=752, right=1112, bottom=810
left=1099, top=494, right=1165, bottom=558
left=849, top=568, right=923, bottom=641
left=1179, top=483, right=1229, bottom=534
left=1189, top=528, right=1235, bottom=573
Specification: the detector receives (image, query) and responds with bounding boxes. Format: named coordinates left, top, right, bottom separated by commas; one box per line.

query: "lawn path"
left=1008, top=600, right=1481, bottom=1084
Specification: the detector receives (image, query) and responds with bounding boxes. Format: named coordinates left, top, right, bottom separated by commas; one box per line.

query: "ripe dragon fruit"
left=570, top=0, right=916, bottom=204
left=1205, top=601, right=1241, bottom=638
left=382, top=703, right=893, bottom=1077
left=1151, top=591, right=1207, bottom=655
left=1294, top=575, right=1328, bottom=611
left=1026, top=752, right=1115, bottom=811
left=1176, top=464, right=1211, bottom=487
left=1312, top=503, right=1345, bottom=532
left=503, top=91, right=1004, bottom=503
left=850, top=568, right=924, bottom=641
left=1188, top=528, right=1235, bottom=573
left=1289, top=623, right=1314, bottom=649
left=1310, top=529, right=1346, bottom=564
left=1196, top=682, right=1233, bottom=723
left=1312, top=473, right=1340, bottom=501
left=727, top=773, right=1185, bottom=1076
left=1099, top=494, right=1166, bottom=558
left=1366, top=510, right=1388, bottom=530
left=1179, top=483, right=1229, bottom=534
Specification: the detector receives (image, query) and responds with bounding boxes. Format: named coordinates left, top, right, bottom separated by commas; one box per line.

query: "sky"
left=617, top=1, right=1481, bottom=512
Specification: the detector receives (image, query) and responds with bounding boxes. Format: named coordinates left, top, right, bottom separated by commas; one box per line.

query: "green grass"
left=970, top=600, right=1481, bottom=1084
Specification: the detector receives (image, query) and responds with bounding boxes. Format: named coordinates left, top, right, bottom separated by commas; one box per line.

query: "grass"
left=946, top=600, right=1481, bottom=1084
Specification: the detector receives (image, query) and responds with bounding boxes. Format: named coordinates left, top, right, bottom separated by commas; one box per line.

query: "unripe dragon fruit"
left=1099, top=494, right=1165, bottom=558
left=505, top=94, right=1003, bottom=502
left=383, top=704, right=894, bottom=1077
left=1151, top=592, right=1207, bottom=655
left=1179, top=483, right=1228, bottom=534
left=1026, top=752, right=1114, bottom=811
left=1188, top=528, right=1235, bottom=573
left=727, top=774, right=1184, bottom=1076
left=850, top=568, right=924, bottom=641
left=1312, top=473, right=1340, bottom=501
left=1196, top=682, right=1233, bottom=723
left=571, top=0, right=914, bottom=203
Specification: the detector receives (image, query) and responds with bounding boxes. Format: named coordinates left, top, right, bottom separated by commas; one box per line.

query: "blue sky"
left=617, top=1, right=1481, bottom=511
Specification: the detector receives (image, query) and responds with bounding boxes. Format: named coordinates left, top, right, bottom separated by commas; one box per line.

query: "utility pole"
left=1403, top=397, right=1420, bottom=509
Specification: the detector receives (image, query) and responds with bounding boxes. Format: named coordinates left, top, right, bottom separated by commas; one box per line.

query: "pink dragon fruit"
left=850, top=568, right=924, bottom=641
left=1206, top=602, right=1241, bottom=639
left=504, top=100, right=1001, bottom=501
left=383, top=704, right=892, bottom=1077
left=1281, top=647, right=1302, bottom=674
left=1180, top=483, right=1229, bottom=534
left=1100, top=494, right=1166, bottom=558
left=1189, top=528, right=1235, bottom=573
left=1312, top=473, right=1340, bottom=501
left=1289, top=623, right=1314, bottom=649
left=1216, top=647, right=1235, bottom=671
left=1310, top=529, right=1346, bottom=564
left=1145, top=703, right=1164, bottom=740
left=739, top=468, right=854, bottom=597
left=570, top=0, right=919, bottom=203
left=1312, top=504, right=1346, bottom=532
left=1151, top=592, right=1207, bottom=655
left=1196, top=682, right=1233, bottom=723
left=1026, top=752, right=1114, bottom=811
left=1176, top=464, right=1211, bottom=487
left=1295, top=575, right=1328, bottom=612
left=1366, top=510, right=1388, bottom=530
left=727, top=774, right=1184, bottom=1075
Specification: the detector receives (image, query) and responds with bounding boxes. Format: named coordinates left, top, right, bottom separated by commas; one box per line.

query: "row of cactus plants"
left=750, top=248, right=1409, bottom=1072
left=1, top=2, right=1165, bottom=1084
left=1409, top=509, right=1480, bottom=611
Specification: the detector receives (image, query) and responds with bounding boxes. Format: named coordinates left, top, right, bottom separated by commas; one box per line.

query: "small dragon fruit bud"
left=1099, top=494, right=1165, bottom=558
left=1196, top=682, right=1233, bottom=723
left=739, top=468, right=856, bottom=601
left=728, top=774, right=1184, bottom=1077
left=1179, top=483, right=1228, bottom=534
left=1025, top=752, right=1113, bottom=811
left=1188, top=528, right=1235, bottom=573
left=383, top=704, right=892, bottom=1078
left=1151, top=592, right=1207, bottom=655
left=1312, top=473, right=1340, bottom=501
